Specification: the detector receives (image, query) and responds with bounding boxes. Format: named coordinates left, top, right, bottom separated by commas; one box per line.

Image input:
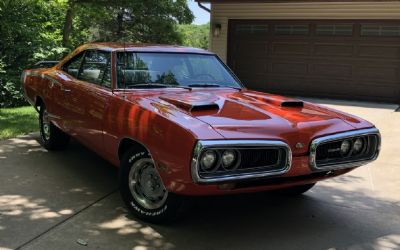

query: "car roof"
left=82, top=42, right=214, bottom=54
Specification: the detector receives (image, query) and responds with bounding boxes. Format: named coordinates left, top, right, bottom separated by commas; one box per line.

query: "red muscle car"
left=22, top=43, right=381, bottom=223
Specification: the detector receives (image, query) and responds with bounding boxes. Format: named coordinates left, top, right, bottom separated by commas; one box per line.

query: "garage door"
left=228, top=20, right=400, bottom=103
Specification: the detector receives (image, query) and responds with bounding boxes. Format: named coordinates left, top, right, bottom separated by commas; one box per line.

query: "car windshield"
left=116, top=52, right=242, bottom=89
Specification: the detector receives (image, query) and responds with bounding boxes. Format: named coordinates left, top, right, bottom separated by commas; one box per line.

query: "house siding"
left=210, top=2, right=400, bottom=62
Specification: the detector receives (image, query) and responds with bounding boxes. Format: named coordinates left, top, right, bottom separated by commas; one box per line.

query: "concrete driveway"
left=0, top=99, right=399, bottom=250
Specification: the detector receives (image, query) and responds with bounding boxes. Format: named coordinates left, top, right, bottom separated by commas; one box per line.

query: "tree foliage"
left=0, top=0, right=67, bottom=107
left=178, top=23, right=210, bottom=49
left=0, top=0, right=210, bottom=108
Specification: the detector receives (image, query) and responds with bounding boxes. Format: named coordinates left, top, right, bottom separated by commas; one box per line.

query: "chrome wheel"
left=128, top=158, right=168, bottom=210
left=41, top=109, right=51, bottom=141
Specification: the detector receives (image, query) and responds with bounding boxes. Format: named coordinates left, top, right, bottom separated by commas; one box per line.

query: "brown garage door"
left=228, top=20, right=400, bottom=103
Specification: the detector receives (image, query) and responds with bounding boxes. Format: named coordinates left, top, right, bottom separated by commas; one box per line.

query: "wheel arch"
left=118, top=137, right=151, bottom=161
left=34, top=96, right=44, bottom=112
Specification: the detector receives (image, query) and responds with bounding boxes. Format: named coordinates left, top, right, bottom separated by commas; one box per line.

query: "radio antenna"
left=123, top=39, right=126, bottom=92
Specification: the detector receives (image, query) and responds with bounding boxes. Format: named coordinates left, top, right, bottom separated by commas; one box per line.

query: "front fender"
left=104, top=95, right=223, bottom=192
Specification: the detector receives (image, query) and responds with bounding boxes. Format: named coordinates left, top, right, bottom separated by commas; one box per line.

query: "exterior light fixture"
left=213, top=23, right=222, bottom=37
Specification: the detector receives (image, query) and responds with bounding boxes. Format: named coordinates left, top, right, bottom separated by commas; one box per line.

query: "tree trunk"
left=62, top=1, right=76, bottom=47
left=116, top=8, right=124, bottom=38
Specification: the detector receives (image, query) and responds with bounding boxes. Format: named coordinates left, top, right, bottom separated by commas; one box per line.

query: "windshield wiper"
left=127, top=83, right=192, bottom=90
left=188, top=83, right=242, bottom=90
left=188, top=84, right=221, bottom=88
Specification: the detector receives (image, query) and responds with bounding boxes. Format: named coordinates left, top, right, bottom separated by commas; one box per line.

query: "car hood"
left=146, top=89, right=374, bottom=155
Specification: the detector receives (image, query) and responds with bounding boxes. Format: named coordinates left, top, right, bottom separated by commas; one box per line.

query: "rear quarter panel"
left=23, top=68, right=53, bottom=110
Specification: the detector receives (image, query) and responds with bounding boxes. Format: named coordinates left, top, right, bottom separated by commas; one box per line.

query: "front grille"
left=239, top=148, right=280, bottom=169
left=198, top=147, right=288, bottom=179
left=311, top=129, right=380, bottom=170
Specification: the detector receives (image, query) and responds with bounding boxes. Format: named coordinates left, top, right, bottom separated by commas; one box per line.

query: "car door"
left=49, top=51, right=86, bottom=134
left=73, top=49, right=113, bottom=153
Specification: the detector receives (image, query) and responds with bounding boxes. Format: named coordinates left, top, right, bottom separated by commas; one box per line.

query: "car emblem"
left=328, top=148, right=341, bottom=153
left=295, top=142, right=305, bottom=149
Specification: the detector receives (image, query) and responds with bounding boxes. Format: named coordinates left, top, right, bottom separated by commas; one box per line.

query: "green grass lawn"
left=0, top=106, right=38, bottom=140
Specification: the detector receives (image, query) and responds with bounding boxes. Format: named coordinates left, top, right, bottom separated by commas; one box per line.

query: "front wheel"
left=119, top=148, right=185, bottom=223
left=39, top=104, right=70, bottom=150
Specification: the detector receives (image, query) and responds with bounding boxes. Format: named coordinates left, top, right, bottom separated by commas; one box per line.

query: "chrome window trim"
left=309, top=128, right=381, bottom=171
left=191, top=140, right=292, bottom=184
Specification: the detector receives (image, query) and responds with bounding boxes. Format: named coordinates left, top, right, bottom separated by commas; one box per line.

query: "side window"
left=78, top=50, right=112, bottom=88
left=62, top=52, right=85, bottom=78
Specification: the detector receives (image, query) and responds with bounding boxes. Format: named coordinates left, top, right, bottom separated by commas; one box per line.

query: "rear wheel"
left=119, top=148, right=185, bottom=224
left=39, top=104, right=70, bottom=150
left=277, top=183, right=316, bottom=196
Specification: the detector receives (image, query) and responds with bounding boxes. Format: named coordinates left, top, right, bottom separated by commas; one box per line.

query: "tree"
left=178, top=23, right=210, bottom=49
left=0, top=0, right=195, bottom=107
left=62, top=0, right=194, bottom=46
left=0, top=0, right=67, bottom=107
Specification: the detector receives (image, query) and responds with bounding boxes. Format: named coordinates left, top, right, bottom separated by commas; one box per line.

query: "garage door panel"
left=229, top=20, right=400, bottom=103
left=241, top=74, right=267, bottom=89
left=314, top=43, right=355, bottom=56
left=358, top=45, right=400, bottom=59
left=234, top=42, right=268, bottom=58
left=358, top=66, right=399, bottom=82
left=311, top=63, right=353, bottom=79
left=235, top=59, right=266, bottom=72
left=266, top=78, right=309, bottom=92
left=349, top=84, right=399, bottom=100
left=271, top=62, right=308, bottom=75
left=355, top=80, right=400, bottom=89
left=271, top=42, right=310, bottom=55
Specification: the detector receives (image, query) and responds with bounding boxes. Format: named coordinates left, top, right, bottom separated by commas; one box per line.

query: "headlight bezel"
left=191, top=140, right=292, bottom=184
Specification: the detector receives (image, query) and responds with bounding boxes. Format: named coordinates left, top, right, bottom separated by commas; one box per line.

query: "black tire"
left=119, top=147, right=185, bottom=224
left=39, top=104, right=70, bottom=150
left=277, top=183, right=316, bottom=196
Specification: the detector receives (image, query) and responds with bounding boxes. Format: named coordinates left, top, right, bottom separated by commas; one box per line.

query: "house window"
left=274, top=24, right=309, bottom=35
left=316, top=24, right=353, bottom=36
left=361, top=25, right=400, bottom=37
left=235, top=24, right=268, bottom=34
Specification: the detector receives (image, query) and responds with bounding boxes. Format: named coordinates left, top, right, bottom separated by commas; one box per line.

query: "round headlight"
left=340, top=140, right=351, bottom=155
left=222, top=150, right=236, bottom=168
left=200, top=150, right=217, bottom=171
left=353, top=138, right=364, bottom=153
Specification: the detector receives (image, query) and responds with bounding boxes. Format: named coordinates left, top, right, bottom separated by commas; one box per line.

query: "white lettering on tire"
left=130, top=201, right=167, bottom=216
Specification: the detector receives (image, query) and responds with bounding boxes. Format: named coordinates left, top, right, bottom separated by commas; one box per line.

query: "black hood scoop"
left=281, top=101, right=304, bottom=108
